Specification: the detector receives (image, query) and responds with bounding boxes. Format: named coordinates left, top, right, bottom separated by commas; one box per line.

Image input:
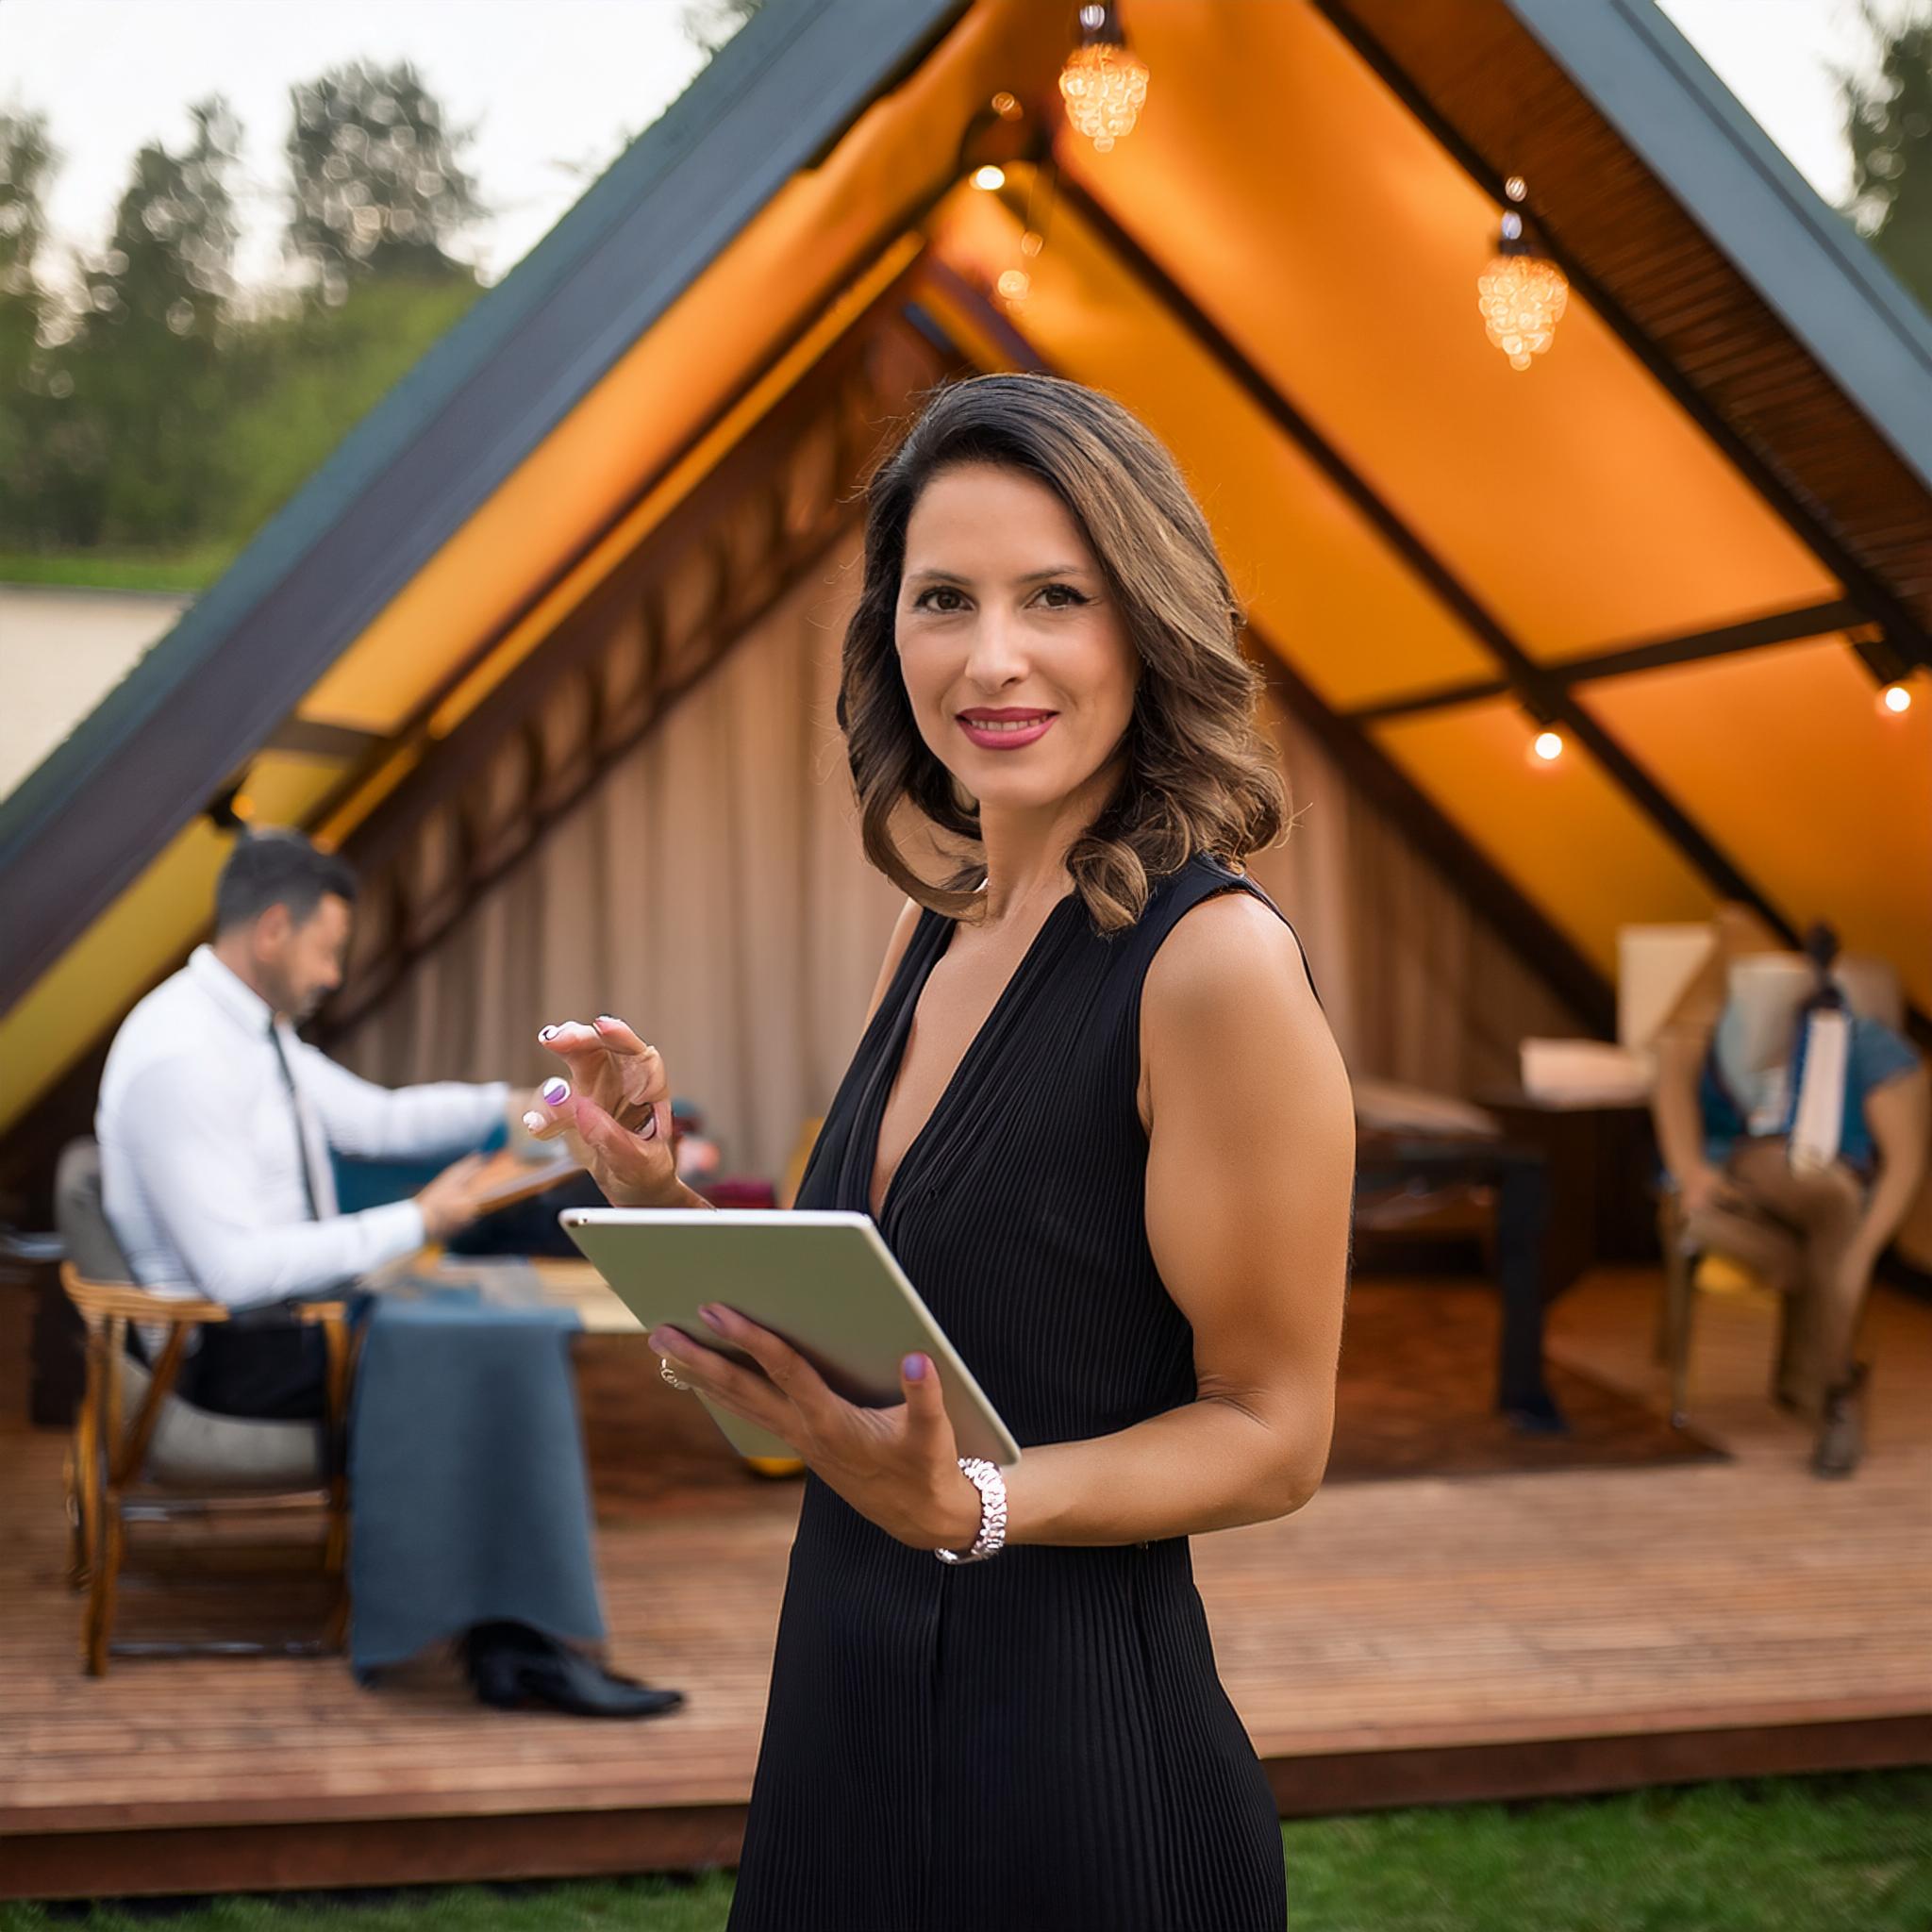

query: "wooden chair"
left=55, top=1140, right=353, bottom=1675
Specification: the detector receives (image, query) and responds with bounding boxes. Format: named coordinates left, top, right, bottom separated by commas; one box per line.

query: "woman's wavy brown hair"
left=837, top=372, right=1289, bottom=931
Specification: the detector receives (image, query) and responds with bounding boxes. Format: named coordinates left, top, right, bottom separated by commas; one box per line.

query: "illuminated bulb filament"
left=972, top=164, right=1007, bottom=192
left=1058, top=43, right=1149, bottom=152
left=1478, top=254, right=1569, bottom=371
left=1881, top=682, right=1913, bottom=715
left=1532, top=728, right=1564, bottom=762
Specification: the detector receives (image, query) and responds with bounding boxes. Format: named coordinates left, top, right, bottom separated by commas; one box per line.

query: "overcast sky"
left=0, top=0, right=1923, bottom=304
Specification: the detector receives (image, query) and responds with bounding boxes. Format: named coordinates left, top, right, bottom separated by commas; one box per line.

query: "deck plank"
left=3, top=1270, right=1928, bottom=1897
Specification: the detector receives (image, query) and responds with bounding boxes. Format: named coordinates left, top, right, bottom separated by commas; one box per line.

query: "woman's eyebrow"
left=904, top=564, right=1091, bottom=587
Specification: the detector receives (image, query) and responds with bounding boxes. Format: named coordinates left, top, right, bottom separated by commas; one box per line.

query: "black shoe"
left=1810, top=1362, right=1868, bottom=1479
left=462, top=1622, right=685, bottom=1719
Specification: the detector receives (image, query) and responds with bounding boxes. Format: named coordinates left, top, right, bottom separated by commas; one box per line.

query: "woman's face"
left=895, top=461, right=1139, bottom=818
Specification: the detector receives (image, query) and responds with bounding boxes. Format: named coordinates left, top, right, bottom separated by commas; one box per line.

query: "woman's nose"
left=962, top=609, right=1028, bottom=689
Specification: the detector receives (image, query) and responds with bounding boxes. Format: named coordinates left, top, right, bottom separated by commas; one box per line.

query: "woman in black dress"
left=530, top=375, right=1355, bottom=1931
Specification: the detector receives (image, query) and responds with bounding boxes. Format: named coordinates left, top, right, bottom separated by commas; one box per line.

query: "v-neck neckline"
left=864, top=888, right=1080, bottom=1226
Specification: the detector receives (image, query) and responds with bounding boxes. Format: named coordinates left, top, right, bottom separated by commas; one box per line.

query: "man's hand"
left=413, top=1152, right=496, bottom=1243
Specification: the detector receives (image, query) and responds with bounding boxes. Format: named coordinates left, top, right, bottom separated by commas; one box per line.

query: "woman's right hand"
left=526, top=1015, right=679, bottom=1208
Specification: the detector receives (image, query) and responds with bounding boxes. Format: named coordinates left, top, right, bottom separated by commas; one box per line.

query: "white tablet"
left=558, top=1207, right=1022, bottom=1467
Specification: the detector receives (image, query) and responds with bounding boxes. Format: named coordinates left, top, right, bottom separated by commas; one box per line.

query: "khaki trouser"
left=1680, top=1136, right=1871, bottom=1412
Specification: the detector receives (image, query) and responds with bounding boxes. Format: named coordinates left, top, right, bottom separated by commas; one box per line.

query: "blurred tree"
left=0, top=110, right=64, bottom=545
left=1840, top=5, right=1932, bottom=311
left=44, top=97, right=243, bottom=548
left=284, top=61, right=486, bottom=302
left=682, top=0, right=765, bottom=58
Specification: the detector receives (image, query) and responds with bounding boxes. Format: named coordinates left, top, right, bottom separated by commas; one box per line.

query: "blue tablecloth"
left=346, top=1286, right=606, bottom=1674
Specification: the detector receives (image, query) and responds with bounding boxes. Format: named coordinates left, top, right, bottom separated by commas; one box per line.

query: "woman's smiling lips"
left=957, top=707, right=1058, bottom=750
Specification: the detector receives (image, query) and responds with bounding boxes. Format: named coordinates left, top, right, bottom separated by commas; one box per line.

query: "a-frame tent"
left=3, top=0, right=1928, bottom=1218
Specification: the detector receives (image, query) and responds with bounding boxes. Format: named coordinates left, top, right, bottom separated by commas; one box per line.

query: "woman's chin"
left=960, top=767, right=1083, bottom=814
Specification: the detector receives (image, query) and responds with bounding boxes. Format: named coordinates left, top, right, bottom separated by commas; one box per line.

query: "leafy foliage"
left=1840, top=4, right=1932, bottom=309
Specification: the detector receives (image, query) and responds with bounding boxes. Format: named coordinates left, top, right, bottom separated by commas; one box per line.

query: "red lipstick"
left=957, top=707, right=1058, bottom=750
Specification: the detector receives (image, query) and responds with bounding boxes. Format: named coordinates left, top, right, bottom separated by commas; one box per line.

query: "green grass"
left=0, top=545, right=234, bottom=592
left=4, top=1774, right=1927, bottom=1932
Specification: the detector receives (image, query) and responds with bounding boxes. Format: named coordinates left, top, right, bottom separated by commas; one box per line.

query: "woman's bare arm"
left=1001, top=892, right=1355, bottom=1545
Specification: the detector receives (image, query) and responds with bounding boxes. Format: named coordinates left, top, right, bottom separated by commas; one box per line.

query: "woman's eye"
left=1037, top=583, right=1090, bottom=608
left=915, top=586, right=968, bottom=612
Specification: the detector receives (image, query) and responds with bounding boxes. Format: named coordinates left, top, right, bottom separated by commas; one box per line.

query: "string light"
left=1851, top=631, right=1922, bottom=718
left=972, top=165, right=1007, bottom=192
left=1058, top=4, right=1149, bottom=154
left=1479, top=178, right=1568, bottom=372
left=1531, top=727, right=1564, bottom=764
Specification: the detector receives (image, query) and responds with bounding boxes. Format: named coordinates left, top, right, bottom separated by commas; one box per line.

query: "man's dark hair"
left=214, top=828, right=358, bottom=933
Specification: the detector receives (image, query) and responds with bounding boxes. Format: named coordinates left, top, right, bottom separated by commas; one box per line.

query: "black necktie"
left=267, top=1019, right=322, bottom=1222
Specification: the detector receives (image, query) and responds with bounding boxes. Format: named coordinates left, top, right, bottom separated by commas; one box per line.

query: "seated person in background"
left=95, top=827, right=680, bottom=1719
left=1650, top=906, right=1929, bottom=1477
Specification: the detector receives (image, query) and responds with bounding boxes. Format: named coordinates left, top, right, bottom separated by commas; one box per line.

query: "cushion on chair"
left=58, top=1138, right=325, bottom=1491
left=54, top=1139, right=136, bottom=1285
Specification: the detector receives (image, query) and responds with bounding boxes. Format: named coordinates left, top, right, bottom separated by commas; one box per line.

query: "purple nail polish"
left=541, top=1077, right=569, bottom=1105
left=699, top=1305, right=725, bottom=1331
left=902, top=1354, right=926, bottom=1382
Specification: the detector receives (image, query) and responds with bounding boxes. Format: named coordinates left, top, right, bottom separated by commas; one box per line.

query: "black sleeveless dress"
left=727, top=854, right=1299, bottom=1932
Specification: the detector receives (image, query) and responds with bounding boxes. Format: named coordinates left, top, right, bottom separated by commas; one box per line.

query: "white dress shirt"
left=97, top=945, right=508, bottom=1307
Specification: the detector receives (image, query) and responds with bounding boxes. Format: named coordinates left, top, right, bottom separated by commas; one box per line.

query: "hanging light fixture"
left=1478, top=177, right=1569, bottom=372
left=1520, top=695, right=1566, bottom=767
left=1058, top=4, right=1149, bottom=155
left=1852, top=630, right=1921, bottom=718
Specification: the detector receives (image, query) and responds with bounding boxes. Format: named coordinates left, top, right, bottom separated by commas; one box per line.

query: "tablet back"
left=559, top=1208, right=1022, bottom=1466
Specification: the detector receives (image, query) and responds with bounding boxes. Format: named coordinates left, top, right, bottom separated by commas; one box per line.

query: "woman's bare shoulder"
left=1143, top=889, right=1320, bottom=1031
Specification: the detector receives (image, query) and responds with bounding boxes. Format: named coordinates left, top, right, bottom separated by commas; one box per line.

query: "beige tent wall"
left=338, top=549, right=1591, bottom=1179
left=336, top=534, right=905, bottom=1182
left=1249, top=696, right=1589, bottom=1100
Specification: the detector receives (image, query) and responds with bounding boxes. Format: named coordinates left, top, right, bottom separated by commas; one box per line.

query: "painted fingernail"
left=698, top=1305, right=725, bottom=1331
left=640, top=1110, right=659, bottom=1140
left=902, top=1354, right=926, bottom=1381
left=541, top=1077, right=570, bottom=1106
left=596, top=1015, right=619, bottom=1028
left=521, top=1111, right=545, bottom=1134
left=538, top=1024, right=559, bottom=1042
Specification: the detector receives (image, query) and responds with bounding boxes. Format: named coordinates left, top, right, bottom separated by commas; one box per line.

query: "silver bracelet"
left=935, top=1457, right=1008, bottom=1564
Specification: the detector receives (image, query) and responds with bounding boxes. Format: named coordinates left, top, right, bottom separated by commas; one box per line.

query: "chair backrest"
left=54, top=1139, right=138, bottom=1286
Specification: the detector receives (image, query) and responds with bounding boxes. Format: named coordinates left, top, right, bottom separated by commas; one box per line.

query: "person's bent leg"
left=1726, top=1142, right=1870, bottom=1405
left=1724, top=1141, right=1873, bottom=1474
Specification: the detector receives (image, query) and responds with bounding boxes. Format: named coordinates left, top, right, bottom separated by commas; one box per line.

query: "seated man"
left=1651, top=909, right=1929, bottom=1477
left=96, top=827, right=680, bottom=1718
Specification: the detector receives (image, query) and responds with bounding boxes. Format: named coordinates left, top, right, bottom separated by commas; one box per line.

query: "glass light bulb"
left=1478, top=253, right=1569, bottom=370
left=972, top=164, right=1006, bottom=192
left=1880, top=681, right=1913, bottom=715
left=1532, top=729, right=1564, bottom=762
left=1058, top=43, right=1149, bottom=150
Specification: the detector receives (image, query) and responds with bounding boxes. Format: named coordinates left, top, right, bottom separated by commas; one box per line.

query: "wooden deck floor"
left=4, top=1269, right=1929, bottom=1899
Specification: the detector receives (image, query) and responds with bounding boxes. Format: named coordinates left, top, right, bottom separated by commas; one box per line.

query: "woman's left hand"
left=650, top=1305, right=982, bottom=1552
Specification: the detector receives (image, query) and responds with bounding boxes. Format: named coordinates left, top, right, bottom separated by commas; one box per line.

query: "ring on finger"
left=659, top=1357, right=692, bottom=1392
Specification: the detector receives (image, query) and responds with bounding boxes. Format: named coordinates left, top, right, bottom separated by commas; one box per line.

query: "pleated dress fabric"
left=726, top=853, right=1297, bottom=1932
